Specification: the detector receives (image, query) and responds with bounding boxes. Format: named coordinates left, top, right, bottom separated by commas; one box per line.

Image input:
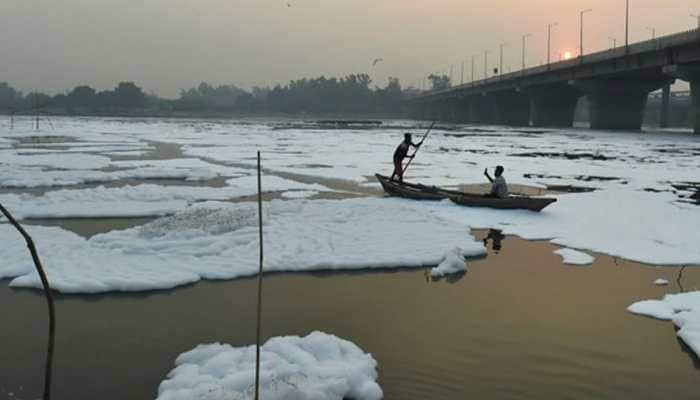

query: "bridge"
left=406, top=29, right=700, bottom=133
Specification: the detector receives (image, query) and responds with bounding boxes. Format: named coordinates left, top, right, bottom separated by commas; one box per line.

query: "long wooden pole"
left=0, top=203, right=55, bottom=400
left=402, top=121, right=436, bottom=176
left=254, top=151, right=264, bottom=400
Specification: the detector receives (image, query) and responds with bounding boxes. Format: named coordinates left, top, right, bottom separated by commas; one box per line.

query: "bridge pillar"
left=572, top=78, right=673, bottom=130
left=424, top=100, right=441, bottom=121
left=453, top=97, right=472, bottom=123
left=445, top=98, right=465, bottom=123
left=659, top=84, right=671, bottom=128
left=526, top=85, right=584, bottom=127
left=441, top=99, right=458, bottom=122
left=664, top=64, right=700, bottom=133
left=493, top=90, right=531, bottom=126
left=405, top=102, right=422, bottom=120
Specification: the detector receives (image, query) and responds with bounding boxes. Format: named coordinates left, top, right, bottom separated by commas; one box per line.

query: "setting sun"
left=563, top=51, right=573, bottom=60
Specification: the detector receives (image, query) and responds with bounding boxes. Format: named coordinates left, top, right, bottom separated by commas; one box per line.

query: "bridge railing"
left=415, top=28, right=700, bottom=100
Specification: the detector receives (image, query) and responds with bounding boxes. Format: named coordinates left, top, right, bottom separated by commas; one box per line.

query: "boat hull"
left=375, top=174, right=556, bottom=212
left=375, top=174, right=459, bottom=200
left=448, top=194, right=557, bottom=212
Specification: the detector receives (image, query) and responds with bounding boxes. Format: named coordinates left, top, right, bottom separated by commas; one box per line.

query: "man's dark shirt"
left=394, top=141, right=411, bottom=161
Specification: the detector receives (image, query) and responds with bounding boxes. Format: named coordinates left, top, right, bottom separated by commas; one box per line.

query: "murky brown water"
left=2, top=135, right=699, bottom=399
left=2, top=232, right=698, bottom=400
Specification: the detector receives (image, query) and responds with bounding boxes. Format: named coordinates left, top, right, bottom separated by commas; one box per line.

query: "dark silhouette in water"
left=483, top=229, right=506, bottom=253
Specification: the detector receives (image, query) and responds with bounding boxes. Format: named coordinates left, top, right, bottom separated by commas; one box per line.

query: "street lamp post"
left=692, top=14, right=700, bottom=29
left=484, top=50, right=490, bottom=80
left=499, top=42, right=508, bottom=76
left=522, top=33, right=532, bottom=70
left=609, top=36, right=617, bottom=49
left=547, top=23, right=558, bottom=66
left=580, top=9, right=593, bottom=57
left=625, top=0, right=630, bottom=48
left=471, top=55, right=476, bottom=83
left=646, top=26, right=656, bottom=40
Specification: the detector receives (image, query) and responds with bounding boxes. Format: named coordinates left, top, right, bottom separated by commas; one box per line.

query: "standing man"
left=391, top=133, right=422, bottom=182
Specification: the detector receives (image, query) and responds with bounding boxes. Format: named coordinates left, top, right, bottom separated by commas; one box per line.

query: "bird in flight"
left=372, top=58, right=384, bottom=66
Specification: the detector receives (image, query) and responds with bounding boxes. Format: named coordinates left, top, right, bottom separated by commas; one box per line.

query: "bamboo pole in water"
left=403, top=121, right=436, bottom=177
left=0, top=203, right=55, bottom=400
left=254, top=151, right=264, bottom=400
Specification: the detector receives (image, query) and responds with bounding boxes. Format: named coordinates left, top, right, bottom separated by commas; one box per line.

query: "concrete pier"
left=493, top=90, right=530, bottom=126
left=527, top=85, right=583, bottom=127
left=664, top=64, right=700, bottom=133
left=572, top=79, right=672, bottom=130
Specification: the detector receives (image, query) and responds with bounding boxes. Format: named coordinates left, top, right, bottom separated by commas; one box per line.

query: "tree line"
left=0, top=74, right=432, bottom=116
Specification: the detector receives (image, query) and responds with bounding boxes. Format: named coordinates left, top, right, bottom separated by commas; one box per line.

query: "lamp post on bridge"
left=484, top=50, right=490, bottom=80
left=580, top=8, right=593, bottom=57
left=499, top=42, right=508, bottom=77
left=646, top=26, right=656, bottom=40
left=625, top=0, right=630, bottom=50
left=609, top=36, right=617, bottom=49
left=471, top=55, right=477, bottom=84
left=547, top=22, right=558, bottom=66
left=521, top=33, right=532, bottom=70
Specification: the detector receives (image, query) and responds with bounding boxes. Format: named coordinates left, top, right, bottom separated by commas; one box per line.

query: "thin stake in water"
left=254, top=151, right=264, bottom=400
left=0, top=203, right=55, bottom=400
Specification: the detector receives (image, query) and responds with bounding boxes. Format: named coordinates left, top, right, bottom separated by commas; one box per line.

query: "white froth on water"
left=628, top=291, right=700, bottom=358
left=0, top=177, right=330, bottom=219
left=431, top=247, right=469, bottom=277
left=0, top=198, right=485, bottom=293
left=554, top=248, right=595, bottom=266
left=424, top=189, right=700, bottom=266
left=0, top=149, right=111, bottom=169
left=156, top=331, right=383, bottom=400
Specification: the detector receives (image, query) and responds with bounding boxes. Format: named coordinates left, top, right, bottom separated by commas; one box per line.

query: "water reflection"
left=676, top=335, right=700, bottom=369
left=677, top=266, right=688, bottom=293
left=482, top=229, right=506, bottom=253
left=3, top=234, right=700, bottom=399
left=424, top=269, right=466, bottom=284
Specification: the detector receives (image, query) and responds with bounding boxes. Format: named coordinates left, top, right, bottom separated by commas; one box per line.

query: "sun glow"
left=563, top=51, right=573, bottom=60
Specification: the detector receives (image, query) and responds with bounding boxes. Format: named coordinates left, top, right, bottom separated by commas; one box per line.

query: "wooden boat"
left=375, top=174, right=557, bottom=212
left=375, top=174, right=460, bottom=200
left=447, top=193, right=557, bottom=212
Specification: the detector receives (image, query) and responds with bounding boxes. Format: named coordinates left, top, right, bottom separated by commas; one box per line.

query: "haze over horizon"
left=2, top=0, right=698, bottom=98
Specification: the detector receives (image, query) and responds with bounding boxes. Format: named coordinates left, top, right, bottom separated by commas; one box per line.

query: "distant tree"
left=174, top=82, right=246, bottom=111
left=252, top=86, right=270, bottom=101
left=0, top=74, right=413, bottom=116
left=374, top=77, right=403, bottom=113
left=25, top=92, right=52, bottom=110
left=0, top=82, right=22, bottom=109
left=66, top=85, right=97, bottom=108
left=51, top=93, right=68, bottom=109
left=428, top=74, right=451, bottom=91
left=110, top=82, right=146, bottom=108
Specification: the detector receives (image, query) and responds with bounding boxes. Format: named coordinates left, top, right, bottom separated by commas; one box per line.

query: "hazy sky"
left=2, top=0, right=698, bottom=97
